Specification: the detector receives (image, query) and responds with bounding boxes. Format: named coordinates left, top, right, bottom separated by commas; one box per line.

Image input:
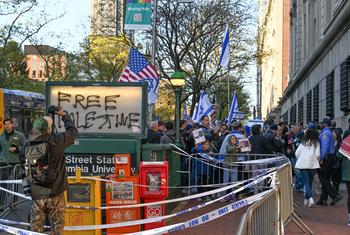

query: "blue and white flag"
left=219, top=23, right=230, bottom=68
left=192, top=91, right=215, bottom=123
left=156, top=114, right=160, bottom=124
left=227, top=91, right=238, bottom=124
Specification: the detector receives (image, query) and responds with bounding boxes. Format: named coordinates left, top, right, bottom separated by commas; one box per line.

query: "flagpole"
left=148, top=0, right=158, bottom=123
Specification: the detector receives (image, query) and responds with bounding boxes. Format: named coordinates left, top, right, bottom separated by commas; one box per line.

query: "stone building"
left=280, top=0, right=350, bottom=129
left=257, top=0, right=290, bottom=119
left=90, top=0, right=124, bottom=36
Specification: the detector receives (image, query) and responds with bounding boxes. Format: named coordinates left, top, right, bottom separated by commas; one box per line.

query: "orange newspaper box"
left=140, top=161, right=168, bottom=231
left=106, top=176, right=141, bottom=234
left=113, top=154, right=131, bottom=178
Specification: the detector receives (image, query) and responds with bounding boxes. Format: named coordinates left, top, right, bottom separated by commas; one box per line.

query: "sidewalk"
left=285, top=189, right=349, bottom=234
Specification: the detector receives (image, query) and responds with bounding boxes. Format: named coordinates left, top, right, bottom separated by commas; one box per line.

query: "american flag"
left=119, top=48, right=159, bottom=82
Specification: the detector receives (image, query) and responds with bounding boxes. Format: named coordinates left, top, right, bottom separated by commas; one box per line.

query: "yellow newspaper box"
left=64, top=169, right=101, bottom=235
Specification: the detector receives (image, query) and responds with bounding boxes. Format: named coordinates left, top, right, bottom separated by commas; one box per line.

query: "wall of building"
left=258, top=0, right=289, bottom=119
left=281, top=0, right=350, bottom=129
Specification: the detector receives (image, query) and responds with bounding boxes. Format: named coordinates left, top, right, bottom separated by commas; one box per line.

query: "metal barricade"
left=237, top=189, right=279, bottom=235
left=0, top=164, right=13, bottom=218
left=275, top=163, right=293, bottom=223
left=187, top=153, right=289, bottom=198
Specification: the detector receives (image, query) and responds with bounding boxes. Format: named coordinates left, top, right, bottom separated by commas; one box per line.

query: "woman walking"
left=295, top=128, right=321, bottom=207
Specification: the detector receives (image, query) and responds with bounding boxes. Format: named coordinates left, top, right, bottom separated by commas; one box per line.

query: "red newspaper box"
left=140, top=161, right=168, bottom=231
left=105, top=175, right=140, bottom=234
left=140, top=161, right=168, bottom=199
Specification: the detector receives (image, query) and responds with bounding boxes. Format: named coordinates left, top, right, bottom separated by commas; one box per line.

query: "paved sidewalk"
left=285, top=189, right=349, bottom=235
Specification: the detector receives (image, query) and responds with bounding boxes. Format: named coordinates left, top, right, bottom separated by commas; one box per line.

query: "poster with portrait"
left=193, top=128, right=206, bottom=144
left=239, top=138, right=251, bottom=152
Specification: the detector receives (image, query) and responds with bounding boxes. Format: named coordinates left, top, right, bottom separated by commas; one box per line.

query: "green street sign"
left=125, top=2, right=152, bottom=30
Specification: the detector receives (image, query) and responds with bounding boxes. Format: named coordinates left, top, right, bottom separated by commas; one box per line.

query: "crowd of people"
left=147, top=115, right=350, bottom=226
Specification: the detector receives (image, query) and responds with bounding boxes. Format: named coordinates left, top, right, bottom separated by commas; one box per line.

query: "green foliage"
left=0, top=41, right=45, bottom=93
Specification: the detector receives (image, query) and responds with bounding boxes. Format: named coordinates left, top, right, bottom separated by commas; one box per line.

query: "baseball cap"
left=307, top=122, right=316, bottom=129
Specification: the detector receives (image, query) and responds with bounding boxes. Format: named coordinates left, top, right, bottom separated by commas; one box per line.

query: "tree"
left=0, top=0, right=63, bottom=91
left=151, top=0, right=256, bottom=118
left=0, top=40, right=45, bottom=92
left=77, top=35, right=131, bottom=82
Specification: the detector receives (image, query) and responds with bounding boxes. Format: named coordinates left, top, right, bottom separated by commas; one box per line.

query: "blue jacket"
left=319, top=127, right=335, bottom=160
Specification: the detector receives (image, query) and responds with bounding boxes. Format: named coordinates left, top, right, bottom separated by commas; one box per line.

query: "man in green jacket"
left=0, top=118, right=25, bottom=165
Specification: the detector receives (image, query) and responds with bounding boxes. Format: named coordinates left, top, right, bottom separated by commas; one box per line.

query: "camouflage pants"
left=30, top=192, right=65, bottom=235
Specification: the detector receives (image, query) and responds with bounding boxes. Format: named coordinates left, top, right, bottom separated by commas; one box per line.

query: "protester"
left=295, top=128, right=320, bottom=207
left=317, top=118, right=342, bottom=206
left=332, top=128, right=343, bottom=193
left=147, top=121, right=161, bottom=143
left=220, top=135, right=240, bottom=202
left=343, top=118, right=350, bottom=139
left=25, top=108, right=77, bottom=234
left=0, top=118, right=25, bottom=166
left=160, top=122, right=176, bottom=144
left=248, top=124, right=270, bottom=154
left=263, top=124, right=282, bottom=153
left=339, top=134, right=350, bottom=226
left=292, top=123, right=305, bottom=192
left=191, top=138, right=212, bottom=202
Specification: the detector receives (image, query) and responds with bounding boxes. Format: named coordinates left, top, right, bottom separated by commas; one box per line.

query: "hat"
left=32, top=117, right=48, bottom=132
left=269, top=124, right=278, bottom=130
left=321, top=118, right=331, bottom=126
left=307, top=122, right=316, bottom=129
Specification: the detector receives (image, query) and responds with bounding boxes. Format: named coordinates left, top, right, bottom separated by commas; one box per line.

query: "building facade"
left=24, top=45, right=66, bottom=81
left=280, top=0, right=350, bottom=129
left=257, top=0, right=290, bottom=119
left=90, top=0, right=125, bottom=36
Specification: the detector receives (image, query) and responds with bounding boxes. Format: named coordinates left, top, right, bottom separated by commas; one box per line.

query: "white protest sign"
left=193, top=128, right=206, bottom=144
left=49, top=86, right=143, bottom=134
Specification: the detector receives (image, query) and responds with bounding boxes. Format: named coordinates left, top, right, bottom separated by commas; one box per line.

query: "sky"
left=4, top=0, right=257, bottom=110
left=29, top=0, right=91, bottom=52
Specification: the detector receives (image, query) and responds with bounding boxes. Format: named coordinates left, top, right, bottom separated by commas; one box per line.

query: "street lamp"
left=171, top=71, right=186, bottom=144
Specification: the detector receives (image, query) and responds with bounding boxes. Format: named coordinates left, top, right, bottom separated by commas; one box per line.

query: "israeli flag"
left=219, top=23, right=230, bottom=68
left=192, top=91, right=214, bottom=123
left=227, top=91, right=238, bottom=124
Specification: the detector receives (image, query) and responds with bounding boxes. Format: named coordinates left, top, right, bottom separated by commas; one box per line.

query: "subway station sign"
left=49, top=85, right=144, bottom=134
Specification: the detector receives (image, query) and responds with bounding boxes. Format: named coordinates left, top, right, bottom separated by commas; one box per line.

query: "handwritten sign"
left=49, top=86, right=143, bottom=134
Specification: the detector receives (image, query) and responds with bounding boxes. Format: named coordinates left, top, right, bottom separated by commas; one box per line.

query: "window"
left=39, top=70, right=43, bottom=78
left=340, top=57, right=350, bottom=112
left=281, top=111, right=289, bottom=124
left=306, top=91, right=312, bottom=122
left=313, top=84, right=319, bottom=122
left=326, top=71, right=334, bottom=118
left=290, top=104, right=297, bottom=124
left=32, top=70, right=36, bottom=78
left=298, top=98, right=304, bottom=124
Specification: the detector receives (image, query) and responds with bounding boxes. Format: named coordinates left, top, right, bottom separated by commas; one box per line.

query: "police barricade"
left=187, top=153, right=289, bottom=199
left=0, top=164, right=12, bottom=218
left=237, top=188, right=279, bottom=235
left=8, top=164, right=23, bottom=206
left=236, top=163, right=296, bottom=235
left=275, top=163, right=293, bottom=223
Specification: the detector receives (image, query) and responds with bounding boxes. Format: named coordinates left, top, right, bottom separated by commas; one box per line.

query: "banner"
left=125, top=0, right=152, bottom=30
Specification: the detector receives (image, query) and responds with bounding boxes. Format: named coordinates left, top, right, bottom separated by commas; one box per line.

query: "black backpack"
left=24, top=141, right=56, bottom=186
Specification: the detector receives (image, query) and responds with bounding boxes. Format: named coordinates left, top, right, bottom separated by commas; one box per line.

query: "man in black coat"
left=26, top=108, right=78, bottom=234
left=248, top=124, right=270, bottom=154
left=263, top=124, right=283, bottom=154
